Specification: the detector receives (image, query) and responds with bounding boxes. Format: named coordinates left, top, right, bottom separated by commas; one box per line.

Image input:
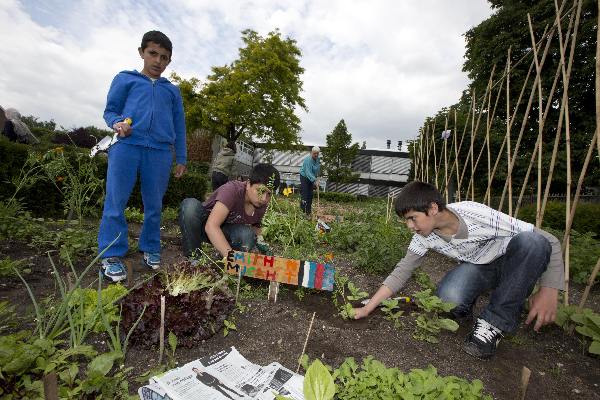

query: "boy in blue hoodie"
left=98, top=30, right=187, bottom=282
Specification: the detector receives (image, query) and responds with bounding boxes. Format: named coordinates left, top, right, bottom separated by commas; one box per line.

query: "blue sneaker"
left=143, top=252, right=161, bottom=270
left=101, top=257, right=127, bottom=283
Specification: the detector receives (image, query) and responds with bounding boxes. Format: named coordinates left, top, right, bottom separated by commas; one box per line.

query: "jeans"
left=299, top=175, right=314, bottom=214
left=178, top=198, right=256, bottom=257
left=435, top=231, right=551, bottom=333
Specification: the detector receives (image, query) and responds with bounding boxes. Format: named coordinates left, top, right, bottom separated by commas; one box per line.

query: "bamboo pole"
left=540, top=2, right=578, bottom=223
left=453, top=109, right=459, bottom=200
left=498, top=23, right=556, bottom=213
left=506, top=47, right=513, bottom=215
left=443, top=116, right=449, bottom=202
left=470, top=89, right=476, bottom=200
left=159, top=295, right=165, bottom=364
left=563, top=0, right=583, bottom=305
left=431, top=120, right=438, bottom=187
left=425, top=124, right=430, bottom=183
left=296, top=312, right=316, bottom=373
left=578, top=257, right=600, bottom=311
left=486, top=78, right=492, bottom=206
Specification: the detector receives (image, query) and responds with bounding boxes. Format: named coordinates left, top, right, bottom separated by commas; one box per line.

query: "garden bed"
left=1, top=224, right=599, bottom=399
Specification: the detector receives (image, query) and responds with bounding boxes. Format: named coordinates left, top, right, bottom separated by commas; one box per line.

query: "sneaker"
left=143, top=252, right=161, bottom=270
left=464, top=318, right=503, bottom=359
left=101, top=257, right=127, bottom=283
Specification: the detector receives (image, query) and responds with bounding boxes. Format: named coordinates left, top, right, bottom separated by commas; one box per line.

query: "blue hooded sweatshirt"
left=103, top=70, right=187, bottom=165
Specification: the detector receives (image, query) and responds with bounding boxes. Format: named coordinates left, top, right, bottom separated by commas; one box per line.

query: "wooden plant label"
left=226, top=250, right=335, bottom=291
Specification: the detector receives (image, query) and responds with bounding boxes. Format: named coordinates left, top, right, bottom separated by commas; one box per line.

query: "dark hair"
left=141, top=31, right=173, bottom=56
left=394, top=181, right=446, bottom=216
left=249, top=163, right=280, bottom=191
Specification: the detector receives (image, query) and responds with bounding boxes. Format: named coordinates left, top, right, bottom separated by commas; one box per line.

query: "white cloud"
left=1, top=0, right=491, bottom=148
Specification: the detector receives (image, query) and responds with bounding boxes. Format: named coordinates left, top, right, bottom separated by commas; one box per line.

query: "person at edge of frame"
left=353, top=181, right=564, bottom=360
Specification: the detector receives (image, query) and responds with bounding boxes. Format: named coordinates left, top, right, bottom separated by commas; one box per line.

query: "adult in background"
left=211, top=139, right=237, bottom=191
left=299, top=146, right=320, bottom=215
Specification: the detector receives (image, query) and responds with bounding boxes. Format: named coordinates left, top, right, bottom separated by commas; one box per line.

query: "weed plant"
left=412, top=289, right=459, bottom=343
left=332, top=275, right=368, bottom=320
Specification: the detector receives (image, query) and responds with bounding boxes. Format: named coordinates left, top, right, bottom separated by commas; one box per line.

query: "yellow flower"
left=283, top=187, right=293, bottom=197
left=54, top=147, right=64, bottom=153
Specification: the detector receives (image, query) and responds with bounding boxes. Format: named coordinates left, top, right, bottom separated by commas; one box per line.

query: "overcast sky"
left=0, top=0, right=492, bottom=149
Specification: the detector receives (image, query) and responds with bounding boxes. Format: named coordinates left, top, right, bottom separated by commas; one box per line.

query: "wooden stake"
left=159, top=295, right=165, bottom=364
left=443, top=116, right=449, bottom=202
left=296, top=311, right=316, bottom=373
left=268, top=281, right=280, bottom=303
left=506, top=47, right=513, bottom=215
left=519, top=366, right=532, bottom=400
left=43, top=372, right=59, bottom=400
left=235, top=265, right=242, bottom=305
left=578, top=257, right=600, bottom=311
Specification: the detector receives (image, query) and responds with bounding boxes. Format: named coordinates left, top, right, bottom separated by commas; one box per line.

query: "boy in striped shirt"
left=354, top=181, right=563, bottom=359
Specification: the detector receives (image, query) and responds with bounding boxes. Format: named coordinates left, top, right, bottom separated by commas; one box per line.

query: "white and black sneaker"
left=464, top=318, right=503, bottom=359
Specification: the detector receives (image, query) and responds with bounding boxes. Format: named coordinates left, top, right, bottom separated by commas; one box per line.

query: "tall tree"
left=322, top=119, right=360, bottom=183
left=199, top=29, right=307, bottom=149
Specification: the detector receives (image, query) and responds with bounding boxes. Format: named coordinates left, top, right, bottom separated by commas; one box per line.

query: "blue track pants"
left=98, top=142, right=173, bottom=257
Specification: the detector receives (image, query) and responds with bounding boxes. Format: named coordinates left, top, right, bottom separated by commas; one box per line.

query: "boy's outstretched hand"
left=525, top=286, right=558, bottom=331
left=174, top=164, right=187, bottom=178
left=353, top=307, right=371, bottom=320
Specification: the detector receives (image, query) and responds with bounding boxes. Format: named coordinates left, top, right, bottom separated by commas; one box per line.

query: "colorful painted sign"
left=225, top=250, right=335, bottom=291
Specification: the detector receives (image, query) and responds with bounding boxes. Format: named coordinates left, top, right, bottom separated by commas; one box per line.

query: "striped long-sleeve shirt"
left=383, top=201, right=565, bottom=293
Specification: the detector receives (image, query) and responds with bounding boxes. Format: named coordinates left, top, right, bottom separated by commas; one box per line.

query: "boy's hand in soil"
left=353, top=306, right=371, bottom=320
left=525, top=286, right=558, bottom=331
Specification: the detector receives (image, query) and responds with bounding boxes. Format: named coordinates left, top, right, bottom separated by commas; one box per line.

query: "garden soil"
left=1, top=225, right=599, bottom=400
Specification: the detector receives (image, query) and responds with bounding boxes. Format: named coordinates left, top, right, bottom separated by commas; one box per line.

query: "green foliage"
left=318, top=191, right=358, bottom=203
left=68, top=285, right=128, bottom=333
left=0, top=331, right=131, bottom=399
left=557, top=305, right=600, bottom=355
left=333, top=356, right=492, bottom=399
left=0, top=201, right=48, bottom=241
left=541, top=227, right=600, bottom=284
left=412, top=289, right=459, bottom=343
left=0, top=257, right=30, bottom=278
left=332, top=275, right=368, bottom=320
left=125, top=206, right=145, bottom=223
left=321, top=119, right=360, bottom=183
left=0, top=301, right=18, bottom=334
left=223, top=318, right=237, bottom=337
left=414, top=268, right=436, bottom=291
left=518, top=201, right=600, bottom=236
left=30, top=222, right=98, bottom=264
left=304, top=359, right=335, bottom=400
left=197, top=29, right=307, bottom=148
left=380, top=298, right=405, bottom=328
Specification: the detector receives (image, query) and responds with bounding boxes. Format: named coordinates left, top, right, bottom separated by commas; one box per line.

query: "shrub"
left=319, top=191, right=357, bottom=203
left=518, top=201, right=600, bottom=236
left=51, top=127, right=104, bottom=148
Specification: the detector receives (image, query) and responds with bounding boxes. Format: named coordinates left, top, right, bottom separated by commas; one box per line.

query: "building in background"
left=209, top=138, right=411, bottom=197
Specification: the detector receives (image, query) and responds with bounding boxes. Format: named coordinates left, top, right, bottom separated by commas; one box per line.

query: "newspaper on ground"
left=138, top=347, right=304, bottom=400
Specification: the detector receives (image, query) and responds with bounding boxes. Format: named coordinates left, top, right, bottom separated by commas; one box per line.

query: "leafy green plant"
left=162, top=206, right=179, bottom=222
left=333, top=356, right=492, bottom=399
left=125, top=206, right=145, bottom=223
left=163, top=261, right=216, bottom=296
left=223, top=318, right=237, bottom=337
left=30, top=222, right=98, bottom=264
left=412, top=289, right=459, bottom=343
left=414, top=268, right=436, bottom=291
left=0, top=256, right=30, bottom=278
left=564, top=307, right=600, bottom=355
left=332, top=275, right=368, bottom=320
left=380, top=298, right=405, bottom=328
left=0, top=301, right=17, bottom=334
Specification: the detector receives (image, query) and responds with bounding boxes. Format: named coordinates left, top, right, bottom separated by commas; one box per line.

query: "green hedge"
left=518, top=201, right=600, bottom=235
left=0, top=139, right=207, bottom=217
left=319, top=191, right=358, bottom=203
